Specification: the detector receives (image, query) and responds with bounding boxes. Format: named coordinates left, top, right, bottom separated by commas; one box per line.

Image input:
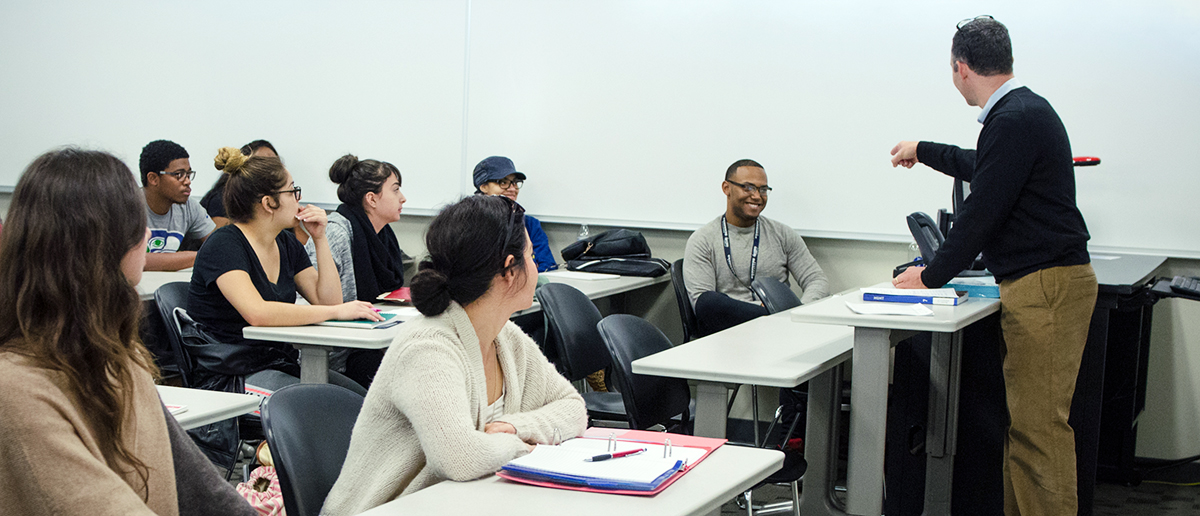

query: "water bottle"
left=577, top=224, right=590, bottom=241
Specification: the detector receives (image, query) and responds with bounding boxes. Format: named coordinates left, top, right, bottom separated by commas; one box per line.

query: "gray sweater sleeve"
left=307, top=214, right=357, bottom=302
left=683, top=224, right=720, bottom=307
left=779, top=225, right=830, bottom=304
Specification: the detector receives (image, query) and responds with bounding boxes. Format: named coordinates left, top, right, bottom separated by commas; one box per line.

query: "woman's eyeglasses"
left=273, top=186, right=302, bottom=201
left=490, top=178, right=524, bottom=190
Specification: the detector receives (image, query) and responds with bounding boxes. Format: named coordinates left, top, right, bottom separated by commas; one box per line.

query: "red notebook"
left=495, top=428, right=726, bottom=496
left=376, top=287, right=411, bottom=303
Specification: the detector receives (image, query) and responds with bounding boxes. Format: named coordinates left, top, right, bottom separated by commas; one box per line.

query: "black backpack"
left=560, top=229, right=670, bottom=277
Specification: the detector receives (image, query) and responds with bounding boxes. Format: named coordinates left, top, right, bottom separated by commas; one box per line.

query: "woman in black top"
left=188, top=147, right=381, bottom=395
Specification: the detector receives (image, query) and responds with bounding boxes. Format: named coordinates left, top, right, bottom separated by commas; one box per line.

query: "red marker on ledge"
left=584, top=448, right=647, bottom=462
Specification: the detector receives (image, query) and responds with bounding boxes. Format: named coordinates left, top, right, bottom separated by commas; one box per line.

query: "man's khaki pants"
left=998, top=263, right=1097, bottom=516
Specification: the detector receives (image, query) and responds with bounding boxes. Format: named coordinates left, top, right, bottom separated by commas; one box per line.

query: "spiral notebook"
left=497, top=428, right=725, bottom=495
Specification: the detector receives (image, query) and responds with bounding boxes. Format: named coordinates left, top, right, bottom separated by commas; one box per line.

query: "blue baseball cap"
left=472, top=156, right=527, bottom=190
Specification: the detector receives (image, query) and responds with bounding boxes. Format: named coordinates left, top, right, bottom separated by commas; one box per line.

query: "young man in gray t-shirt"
left=139, top=140, right=215, bottom=271
left=683, top=159, right=829, bottom=337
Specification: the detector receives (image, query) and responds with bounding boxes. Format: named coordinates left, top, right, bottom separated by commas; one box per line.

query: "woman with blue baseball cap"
left=473, top=156, right=557, bottom=272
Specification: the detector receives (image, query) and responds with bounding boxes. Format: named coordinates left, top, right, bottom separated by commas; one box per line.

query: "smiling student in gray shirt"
left=683, top=159, right=829, bottom=337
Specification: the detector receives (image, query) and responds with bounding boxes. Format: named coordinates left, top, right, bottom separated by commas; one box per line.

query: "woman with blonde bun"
left=187, top=147, right=381, bottom=396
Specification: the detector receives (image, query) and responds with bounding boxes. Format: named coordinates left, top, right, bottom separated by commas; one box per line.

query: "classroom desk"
left=136, top=270, right=192, bottom=301
left=244, top=273, right=670, bottom=384
left=631, top=311, right=854, bottom=439
left=355, top=444, right=784, bottom=516
left=156, top=385, right=260, bottom=431
left=790, top=287, right=1000, bottom=516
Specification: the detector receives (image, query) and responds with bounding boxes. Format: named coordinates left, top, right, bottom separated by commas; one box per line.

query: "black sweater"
left=917, top=86, right=1090, bottom=287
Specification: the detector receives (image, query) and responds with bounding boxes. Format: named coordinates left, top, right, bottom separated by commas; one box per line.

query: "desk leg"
left=846, top=327, right=891, bottom=516
left=801, top=366, right=847, bottom=516
left=923, top=330, right=963, bottom=516
left=297, top=345, right=330, bottom=384
left=695, top=381, right=729, bottom=438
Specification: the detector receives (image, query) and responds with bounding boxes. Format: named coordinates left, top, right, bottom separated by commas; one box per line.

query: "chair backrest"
left=596, top=314, right=691, bottom=431
left=670, top=259, right=700, bottom=342
left=262, top=384, right=365, bottom=516
left=536, top=283, right=610, bottom=381
left=154, top=281, right=194, bottom=387
left=750, top=277, right=803, bottom=314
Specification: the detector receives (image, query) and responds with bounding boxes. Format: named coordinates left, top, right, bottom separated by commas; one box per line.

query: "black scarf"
left=336, top=203, right=405, bottom=302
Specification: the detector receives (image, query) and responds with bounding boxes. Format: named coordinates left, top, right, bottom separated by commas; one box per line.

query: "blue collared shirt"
left=977, top=77, right=1023, bottom=124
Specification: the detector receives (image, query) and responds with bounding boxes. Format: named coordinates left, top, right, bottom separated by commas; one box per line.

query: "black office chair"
left=157, top=281, right=261, bottom=479
left=154, top=281, right=195, bottom=387
left=596, top=314, right=692, bottom=432
left=670, top=259, right=701, bottom=343
left=262, top=383, right=364, bottom=516
left=536, top=283, right=628, bottom=423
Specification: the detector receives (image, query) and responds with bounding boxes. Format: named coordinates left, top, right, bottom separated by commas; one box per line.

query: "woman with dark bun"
left=306, top=154, right=407, bottom=303
left=0, top=148, right=255, bottom=515
left=322, top=195, right=587, bottom=515
left=303, top=154, right=407, bottom=387
left=187, top=147, right=381, bottom=397
left=200, top=139, right=278, bottom=229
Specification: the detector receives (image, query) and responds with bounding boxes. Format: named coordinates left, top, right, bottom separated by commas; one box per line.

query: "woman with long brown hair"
left=0, top=148, right=254, bottom=515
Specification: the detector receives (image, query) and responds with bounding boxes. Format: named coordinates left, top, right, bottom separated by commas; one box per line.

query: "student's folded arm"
left=495, top=334, right=588, bottom=444
left=392, top=340, right=531, bottom=481
left=784, top=233, right=830, bottom=304
left=215, top=269, right=336, bottom=326
left=0, top=383, right=158, bottom=515
left=143, top=251, right=197, bottom=271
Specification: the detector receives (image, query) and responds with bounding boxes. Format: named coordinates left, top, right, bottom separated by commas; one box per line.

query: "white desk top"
left=356, top=444, right=783, bottom=516
left=136, top=270, right=192, bottom=301
left=157, top=385, right=260, bottom=431
left=790, top=284, right=1000, bottom=333
left=632, top=311, right=854, bottom=388
left=243, top=273, right=670, bottom=347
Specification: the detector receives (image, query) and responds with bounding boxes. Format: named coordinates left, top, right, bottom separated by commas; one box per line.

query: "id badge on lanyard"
left=721, top=216, right=760, bottom=301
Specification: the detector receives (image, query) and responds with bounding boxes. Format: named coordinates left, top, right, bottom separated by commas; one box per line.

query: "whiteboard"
left=466, top=0, right=1200, bottom=256
left=2, top=1, right=1198, bottom=257
left=0, top=0, right=468, bottom=212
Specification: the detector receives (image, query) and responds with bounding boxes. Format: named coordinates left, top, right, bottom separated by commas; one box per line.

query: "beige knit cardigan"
left=321, top=302, right=588, bottom=515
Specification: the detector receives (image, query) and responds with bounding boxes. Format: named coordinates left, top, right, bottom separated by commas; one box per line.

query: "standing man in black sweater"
left=889, top=16, right=1097, bottom=516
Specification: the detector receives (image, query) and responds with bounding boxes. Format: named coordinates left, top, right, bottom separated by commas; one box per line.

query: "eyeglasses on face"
left=726, top=179, right=772, bottom=196
left=490, top=178, right=523, bottom=190
left=273, top=186, right=302, bottom=200
left=158, top=169, right=196, bottom=182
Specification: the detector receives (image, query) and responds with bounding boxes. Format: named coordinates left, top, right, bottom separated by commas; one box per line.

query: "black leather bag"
left=560, top=229, right=652, bottom=261
left=560, top=229, right=669, bottom=277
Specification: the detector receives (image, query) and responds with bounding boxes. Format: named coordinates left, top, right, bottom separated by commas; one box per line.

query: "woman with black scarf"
left=305, top=154, right=408, bottom=386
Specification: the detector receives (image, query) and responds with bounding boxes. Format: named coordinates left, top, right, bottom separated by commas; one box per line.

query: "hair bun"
left=328, top=154, right=361, bottom=184
left=410, top=262, right=452, bottom=316
left=213, top=147, right=249, bottom=175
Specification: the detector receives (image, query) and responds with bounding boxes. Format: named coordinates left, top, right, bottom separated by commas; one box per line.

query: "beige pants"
left=998, top=263, right=1097, bottom=516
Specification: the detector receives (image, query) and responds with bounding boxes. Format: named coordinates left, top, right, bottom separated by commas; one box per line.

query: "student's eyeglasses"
left=158, top=169, right=196, bottom=182
left=494, top=195, right=527, bottom=261
left=490, top=178, right=524, bottom=190
left=273, top=186, right=302, bottom=200
left=726, top=179, right=772, bottom=196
